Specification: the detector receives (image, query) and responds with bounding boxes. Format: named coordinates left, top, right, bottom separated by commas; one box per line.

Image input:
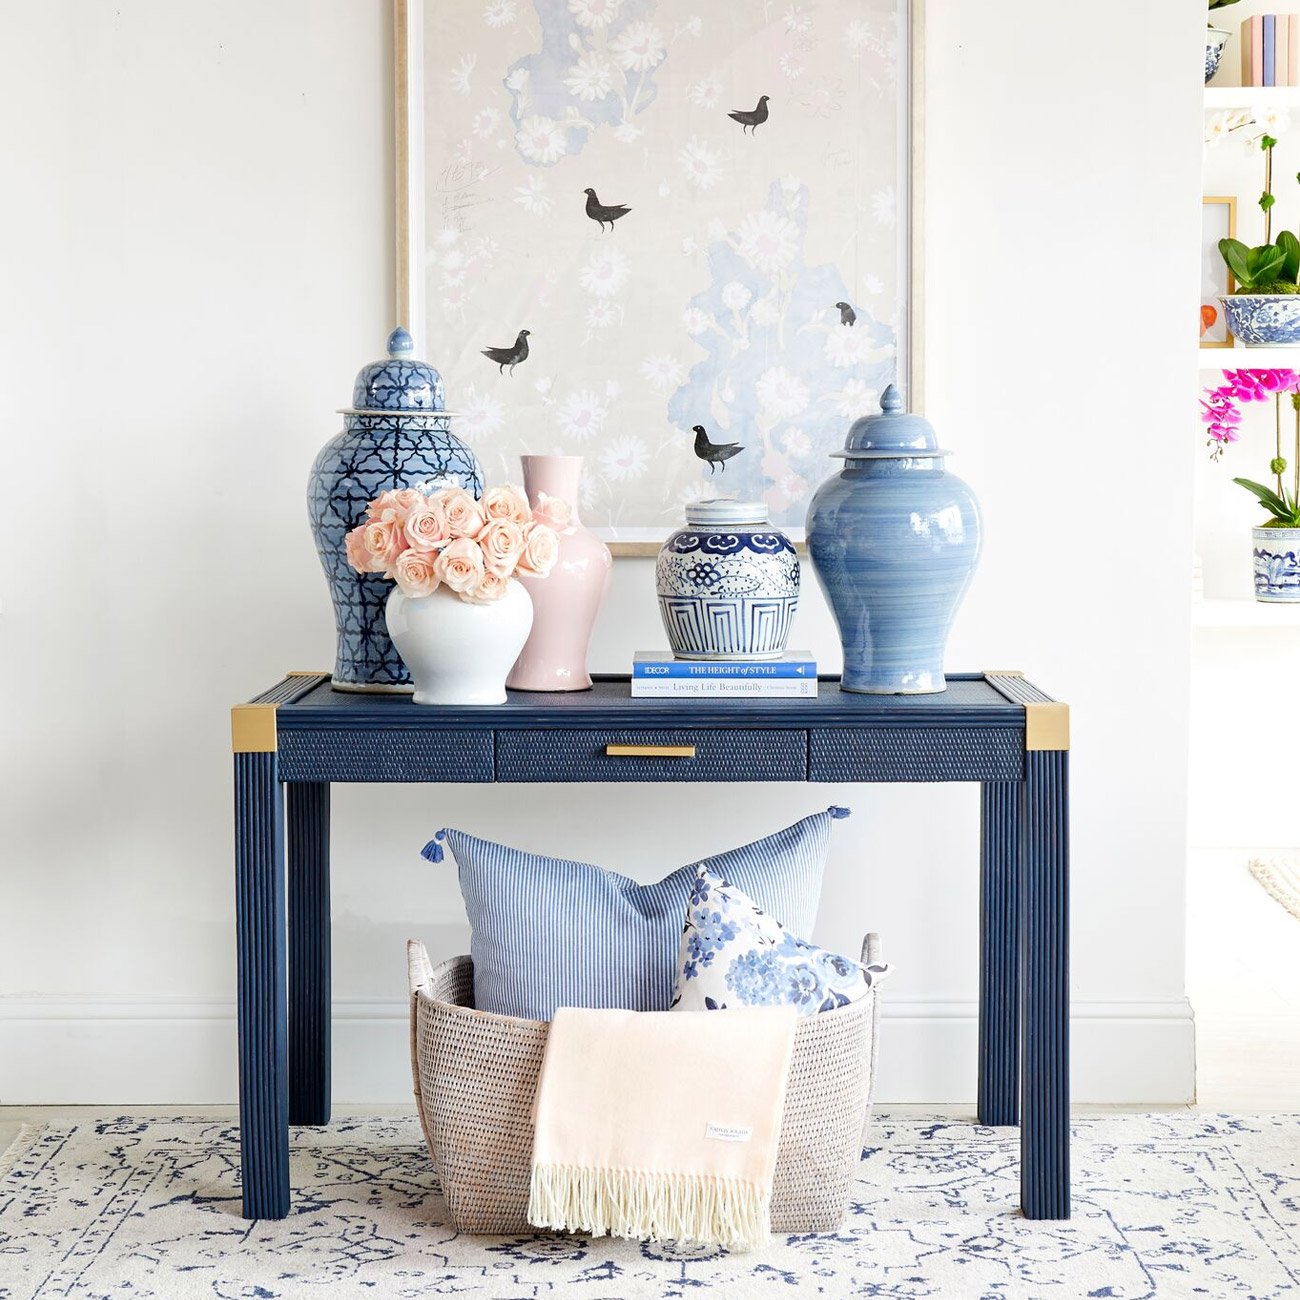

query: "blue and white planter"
left=1206, top=28, right=1230, bottom=83
left=655, top=501, right=799, bottom=659
left=1253, top=525, right=1300, bottom=602
left=1218, top=295, right=1300, bottom=346
left=307, top=328, right=483, bottom=691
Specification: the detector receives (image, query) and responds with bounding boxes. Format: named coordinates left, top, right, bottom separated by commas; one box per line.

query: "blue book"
left=1265, top=14, right=1277, bottom=86
left=632, top=651, right=817, bottom=679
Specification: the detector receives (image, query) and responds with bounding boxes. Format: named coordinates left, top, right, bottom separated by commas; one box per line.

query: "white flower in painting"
left=605, top=377, right=622, bottom=398
left=467, top=235, right=499, bottom=262
left=641, top=354, right=684, bottom=390
left=460, top=389, right=505, bottom=439
left=864, top=273, right=884, bottom=295
left=564, top=52, right=615, bottom=101
left=756, top=366, right=809, bottom=420
left=610, top=21, right=666, bottom=72
left=689, top=76, right=722, bottom=109
left=516, top=116, right=569, bottom=164
left=535, top=376, right=554, bottom=395
left=513, top=175, right=553, bottom=215
left=678, top=478, right=714, bottom=508
left=779, top=52, right=804, bottom=80
left=613, top=122, right=643, bottom=144
left=579, top=246, right=630, bottom=297
left=484, top=0, right=516, bottom=26
left=556, top=389, right=608, bottom=440
left=750, top=296, right=781, bottom=327
left=682, top=306, right=712, bottom=336
left=435, top=228, right=460, bottom=248
left=586, top=301, right=617, bottom=329
left=439, top=247, right=465, bottom=273
left=784, top=5, right=812, bottom=32
left=845, top=19, right=873, bottom=49
left=449, top=54, right=475, bottom=96
left=504, top=66, right=529, bottom=91
left=824, top=327, right=886, bottom=368
left=679, top=136, right=722, bottom=190
left=721, top=281, right=752, bottom=312
left=871, top=187, right=896, bottom=227
left=441, top=282, right=468, bottom=311
left=683, top=16, right=702, bottom=36
left=600, top=435, right=649, bottom=481
left=782, top=427, right=812, bottom=456
left=735, top=210, right=800, bottom=273
left=834, top=378, right=877, bottom=418
left=681, top=235, right=697, bottom=254
left=472, top=107, right=501, bottom=138
left=568, top=0, right=622, bottom=29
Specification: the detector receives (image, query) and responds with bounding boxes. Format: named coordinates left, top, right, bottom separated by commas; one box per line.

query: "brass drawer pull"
left=605, top=743, right=697, bottom=758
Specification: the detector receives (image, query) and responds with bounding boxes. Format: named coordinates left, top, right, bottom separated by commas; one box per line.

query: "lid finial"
left=880, top=383, right=903, bottom=414
left=387, top=326, right=414, bottom=359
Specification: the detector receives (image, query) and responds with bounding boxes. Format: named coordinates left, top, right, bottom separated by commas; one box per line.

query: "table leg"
left=234, top=751, right=289, bottom=1220
left=978, top=781, right=1021, bottom=1126
left=288, top=782, right=331, bottom=1127
left=1020, top=749, right=1070, bottom=1219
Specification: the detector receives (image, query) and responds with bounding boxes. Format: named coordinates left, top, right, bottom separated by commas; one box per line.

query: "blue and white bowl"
left=655, top=500, right=799, bottom=660
left=1254, top=525, right=1300, bottom=602
left=1206, top=28, right=1230, bottom=83
left=1218, top=295, right=1300, bottom=346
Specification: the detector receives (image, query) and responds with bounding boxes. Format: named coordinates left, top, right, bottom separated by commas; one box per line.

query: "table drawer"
left=278, top=729, right=494, bottom=783
left=496, top=729, right=807, bottom=783
left=809, top=727, right=1023, bottom=783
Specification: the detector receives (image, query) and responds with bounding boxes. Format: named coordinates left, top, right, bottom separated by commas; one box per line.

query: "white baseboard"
left=0, top=995, right=1196, bottom=1106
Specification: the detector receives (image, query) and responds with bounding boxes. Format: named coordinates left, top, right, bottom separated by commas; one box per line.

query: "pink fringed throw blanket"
left=527, top=1005, right=797, bottom=1251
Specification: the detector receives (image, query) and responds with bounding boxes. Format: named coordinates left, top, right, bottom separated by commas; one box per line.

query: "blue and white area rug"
left=2, top=1114, right=1299, bottom=1298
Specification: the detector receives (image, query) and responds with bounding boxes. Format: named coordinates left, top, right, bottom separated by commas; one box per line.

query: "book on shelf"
left=1266, top=14, right=1277, bottom=86
left=630, top=676, right=818, bottom=698
left=630, top=651, right=818, bottom=697
left=1239, top=14, right=1300, bottom=85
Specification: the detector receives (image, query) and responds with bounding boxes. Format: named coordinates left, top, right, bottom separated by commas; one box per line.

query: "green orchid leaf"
left=1234, top=477, right=1294, bottom=518
left=1278, top=230, right=1300, bottom=282
left=1219, top=237, right=1253, bottom=285
left=1248, top=244, right=1287, bottom=286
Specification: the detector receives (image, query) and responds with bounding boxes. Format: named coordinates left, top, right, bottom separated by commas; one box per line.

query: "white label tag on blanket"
left=705, top=1121, right=753, bottom=1143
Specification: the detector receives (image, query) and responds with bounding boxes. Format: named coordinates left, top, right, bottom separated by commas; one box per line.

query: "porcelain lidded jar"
left=307, top=328, right=483, bottom=691
left=655, top=499, right=799, bottom=659
left=806, top=385, right=981, bottom=694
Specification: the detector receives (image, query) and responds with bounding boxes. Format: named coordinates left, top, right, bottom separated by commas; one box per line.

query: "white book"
left=630, top=677, right=818, bottom=698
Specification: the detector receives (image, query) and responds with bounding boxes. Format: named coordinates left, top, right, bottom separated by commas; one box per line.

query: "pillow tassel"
left=420, top=829, right=448, bottom=864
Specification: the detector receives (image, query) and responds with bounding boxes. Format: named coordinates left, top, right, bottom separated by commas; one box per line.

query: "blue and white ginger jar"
left=806, top=385, right=981, bottom=694
left=307, top=327, right=483, bottom=691
left=655, top=500, right=799, bottom=660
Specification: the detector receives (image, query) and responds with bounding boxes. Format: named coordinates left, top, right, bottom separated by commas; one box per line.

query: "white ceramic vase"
left=386, top=581, right=533, bottom=705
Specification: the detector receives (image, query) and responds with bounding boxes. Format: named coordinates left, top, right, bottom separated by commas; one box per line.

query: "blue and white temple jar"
left=1253, top=525, right=1300, bottom=601
left=806, top=385, right=981, bottom=694
left=307, top=328, right=483, bottom=691
left=655, top=500, right=799, bottom=660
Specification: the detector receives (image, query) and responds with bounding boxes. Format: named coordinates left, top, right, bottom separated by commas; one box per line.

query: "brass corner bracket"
left=231, top=703, right=278, bottom=754
left=983, top=669, right=1025, bottom=679
left=1025, top=701, right=1070, bottom=752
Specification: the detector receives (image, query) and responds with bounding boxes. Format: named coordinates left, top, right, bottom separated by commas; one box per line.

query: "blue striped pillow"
left=422, top=807, right=849, bottom=1022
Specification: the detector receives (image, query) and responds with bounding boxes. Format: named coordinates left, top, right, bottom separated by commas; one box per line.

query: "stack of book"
left=630, top=651, right=818, bottom=697
left=1241, top=15, right=1300, bottom=86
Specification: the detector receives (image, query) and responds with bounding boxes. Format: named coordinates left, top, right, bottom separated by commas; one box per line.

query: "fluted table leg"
left=288, top=782, right=331, bottom=1127
left=978, top=780, right=1021, bottom=1126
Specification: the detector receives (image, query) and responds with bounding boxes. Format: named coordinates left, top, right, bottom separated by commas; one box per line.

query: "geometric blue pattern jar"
left=307, top=328, right=483, bottom=691
left=806, top=384, right=981, bottom=694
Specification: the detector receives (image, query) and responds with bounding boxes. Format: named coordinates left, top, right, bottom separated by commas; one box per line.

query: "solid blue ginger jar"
left=806, top=385, right=981, bottom=694
left=307, top=327, right=483, bottom=691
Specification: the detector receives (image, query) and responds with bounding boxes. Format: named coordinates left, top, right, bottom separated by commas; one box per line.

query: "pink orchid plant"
left=345, top=485, right=559, bottom=603
left=1202, top=369, right=1300, bottom=527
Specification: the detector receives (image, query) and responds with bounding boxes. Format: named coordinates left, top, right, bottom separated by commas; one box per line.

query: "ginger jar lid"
left=834, top=383, right=950, bottom=459
left=344, top=327, right=447, bottom=414
left=684, top=499, right=771, bottom=528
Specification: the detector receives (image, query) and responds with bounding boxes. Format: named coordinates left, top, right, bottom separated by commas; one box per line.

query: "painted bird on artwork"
left=481, top=329, right=530, bottom=375
left=691, top=424, right=744, bottom=474
left=835, top=301, right=857, bottom=327
left=583, top=187, right=632, bottom=231
left=728, top=95, right=770, bottom=133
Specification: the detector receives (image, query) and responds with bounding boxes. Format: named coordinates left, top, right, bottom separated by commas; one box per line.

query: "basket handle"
left=407, top=939, right=434, bottom=997
left=861, top=933, right=882, bottom=967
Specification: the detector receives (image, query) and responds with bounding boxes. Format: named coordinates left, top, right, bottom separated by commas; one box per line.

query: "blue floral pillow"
left=670, top=869, right=891, bottom=1015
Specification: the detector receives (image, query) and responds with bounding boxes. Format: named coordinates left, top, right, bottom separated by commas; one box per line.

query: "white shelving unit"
left=1193, top=597, right=1300, bottom=628
left=1204, top=85, right=1300, bottom=108
left=1200, top=346, right=1300, bottom=369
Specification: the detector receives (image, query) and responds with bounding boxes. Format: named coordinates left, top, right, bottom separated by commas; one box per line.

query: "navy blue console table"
left=232, top=671, right=1070, bottom=1222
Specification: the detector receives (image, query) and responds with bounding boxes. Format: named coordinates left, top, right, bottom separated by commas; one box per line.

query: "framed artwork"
left=1201, top=195, right=1236, bottom=349
left=396, top=0, right=922, bottom=552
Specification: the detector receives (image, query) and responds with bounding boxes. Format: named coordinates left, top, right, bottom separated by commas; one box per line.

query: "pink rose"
left=437, top=487, right=486, bottom=538
left=393, top=548, right=440, bottom=598
left=481, top=484, right=532, bottom=525
left=462, top=569, right=510, bottom=604
left=434, top=536, right=486, bottom=594
left=534, top=491, right=574, bottom=531
left=368, top=487, right=424, bottom=521
left=345, top=524, right=385, bottom=574
left=361, top=510, right=406, bottom=576
left=478, top=518, right=526, bottom=577
left=517, top=522, right=559, bottom=578
left=403, top=499, right=450, bottom=552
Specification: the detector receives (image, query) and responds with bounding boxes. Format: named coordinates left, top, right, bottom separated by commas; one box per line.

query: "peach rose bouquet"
left=344, top=485, right=558, bottom=604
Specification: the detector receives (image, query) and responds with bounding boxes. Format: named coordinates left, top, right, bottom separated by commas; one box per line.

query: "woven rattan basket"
left=407, top=934, right=883, bottom=1235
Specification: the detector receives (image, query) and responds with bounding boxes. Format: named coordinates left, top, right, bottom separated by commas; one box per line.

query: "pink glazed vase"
left=507, top=455, right=612, bottom=692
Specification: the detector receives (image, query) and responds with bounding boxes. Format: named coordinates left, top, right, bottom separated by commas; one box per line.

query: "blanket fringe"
left=528, top=1163, right=771, bottom=1252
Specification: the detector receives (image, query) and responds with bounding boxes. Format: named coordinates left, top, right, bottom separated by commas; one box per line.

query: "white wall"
left=0, top=1, right=1204, bottom=1104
